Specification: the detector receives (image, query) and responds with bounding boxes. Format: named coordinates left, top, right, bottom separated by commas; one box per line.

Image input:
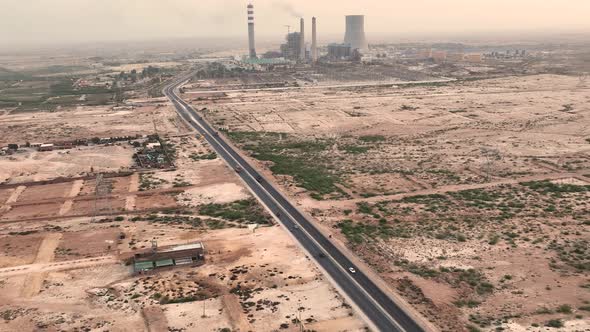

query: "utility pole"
left=152, top=117, right=159, bottom=137
left=297, top=299, right=304, bottom=332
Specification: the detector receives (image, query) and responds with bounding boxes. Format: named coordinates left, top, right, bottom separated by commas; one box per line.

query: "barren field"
left=0, top=104, right=184, bottom=144
left=192, top=74, right=590, bottom=331
left=3, top=43, right=589, bottom=332
left=0, top=145, right=135, bottom=184
left=0, top=78, right=366, bottom=331
left=0, top=219, right=365, bottom=332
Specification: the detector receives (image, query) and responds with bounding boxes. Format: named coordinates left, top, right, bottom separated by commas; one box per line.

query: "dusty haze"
left=1, top=0, right=590, bottom=45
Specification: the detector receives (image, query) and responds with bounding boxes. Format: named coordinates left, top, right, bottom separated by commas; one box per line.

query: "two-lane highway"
left=164, top=76, right=426, bottom=332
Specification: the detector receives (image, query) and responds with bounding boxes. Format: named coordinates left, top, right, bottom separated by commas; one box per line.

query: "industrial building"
left=132, top=242, right=205, bottom=274
left=447, top=53, right=465, bottom=62
left=327, top=43, right=352, bottom=60
left=465, top=53, right=483, bottom=63
left=241, top=8, right=328, bottom=64
left=241, top=7, right=373, bottom=63
left=344, top=15, right=368, bottom=51
left=281, top=32, right=303, bottom=60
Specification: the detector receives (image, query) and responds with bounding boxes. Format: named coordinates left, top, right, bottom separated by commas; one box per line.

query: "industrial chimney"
left=344, top=15, right=368, bottom=51
left=299, top=18, right=305, bottom=61
left=311, top=17, right=318, bottom=62
left=247, top=3, right=257, bottom=59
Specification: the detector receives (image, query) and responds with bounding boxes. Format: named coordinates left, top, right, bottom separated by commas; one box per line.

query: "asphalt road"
left=164, top=77, right=426, bottom=332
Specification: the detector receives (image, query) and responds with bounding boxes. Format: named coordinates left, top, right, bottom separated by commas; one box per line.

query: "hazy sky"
left=1, top=0, right=589, bottom=45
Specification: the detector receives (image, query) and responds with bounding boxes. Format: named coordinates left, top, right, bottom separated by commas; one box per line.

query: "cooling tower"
left=247, top=3, right=257, bottom=59
left=344, top=15, right=368, bottom=51
left=311, top=17, right=318, bottom=62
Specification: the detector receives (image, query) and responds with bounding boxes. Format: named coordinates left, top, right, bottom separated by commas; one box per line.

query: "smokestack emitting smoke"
left=247, top=3, right=257, bottom=59
left=312, top=17, right=317, bottom=62
left=299, top=17, right=305, bottom=60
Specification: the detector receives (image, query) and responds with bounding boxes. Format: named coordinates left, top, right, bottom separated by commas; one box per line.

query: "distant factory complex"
left=245, top=3, right=368, bottom=63
left=242, top=3, right=490, bottom=66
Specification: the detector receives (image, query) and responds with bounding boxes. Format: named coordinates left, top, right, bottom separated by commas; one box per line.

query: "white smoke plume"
left=272, top=0, right=303, bottom=18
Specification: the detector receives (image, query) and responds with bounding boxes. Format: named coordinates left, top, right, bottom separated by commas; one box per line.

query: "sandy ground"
left=178, top=183, right=250, bottom=206
left=21, top=233, right=62, bottom=298
left=198, top=75, right=589, bottom=195
left=0, top=103, right=367, bottom=332
left=0, top=145, right=134, bottom=184
left=0, top=104, right=183, bottom=144
left=0, top=224, right=366, bottom=332
left=193, top=73, right=590, bottom=332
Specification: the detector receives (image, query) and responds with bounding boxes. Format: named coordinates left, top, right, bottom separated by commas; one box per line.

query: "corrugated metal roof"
left=155, top=259, right=174, bottom=267
left=175, top=258, right=193, bottom=265
left=134, top=261, right=154, bottom=270
left=163, top=242, right=204, bottom=252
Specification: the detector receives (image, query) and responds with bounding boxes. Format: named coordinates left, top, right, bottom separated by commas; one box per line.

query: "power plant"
left=344, top=15, right=368, bottom=51
left=243, top=5, right=369, bottom=63
left=247, top=3, right=257, bottom=59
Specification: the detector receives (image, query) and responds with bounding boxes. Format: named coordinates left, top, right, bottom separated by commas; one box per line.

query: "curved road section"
left=164, top=77, right=426, bottom=332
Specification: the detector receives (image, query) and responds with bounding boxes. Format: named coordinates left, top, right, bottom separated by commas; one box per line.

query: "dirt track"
left=302, top=170, right=590, bottom=209
left=0, top=255, right=117, bottom=278
left=21, top=233, right=62, bottom=298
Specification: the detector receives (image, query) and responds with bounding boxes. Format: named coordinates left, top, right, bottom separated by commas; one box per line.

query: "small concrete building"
left=447, top=53, right=465, bottom=62
left=146, top=142, right=162, bottom=149
left=465, top=53, right=483, bottom=63
left=39, top=143, right=54, bottom=152
left=132, top=242, right=205, bottom=274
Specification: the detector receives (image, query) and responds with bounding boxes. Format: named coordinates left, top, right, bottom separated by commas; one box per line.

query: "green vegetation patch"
left=521, top=180, right=590, bottom=195
left=359, top=135, right=386, bottom=143
left=545, top=319, right=564, bottom=328
left=394, top=259, right=440, bottom=278
left=548, top=239, right=590, bottom=272
left=189, top=152, right=217, bottom=161
left=399, top=193, right=454, bottom=213
left=199, top=199, right=271, bottom=225
left=340, top=145, right=369, bottom=154
left=449, top=188, right=503, bottom=204
left=261, top=153, right=338, bottom=196
left=227, top=131, right=343, bottom=199
left=139, top=173, right=168, bottom=191
left=337, top=219, right=412, bottom=244
left=440, top=268, right=495, bottom=295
